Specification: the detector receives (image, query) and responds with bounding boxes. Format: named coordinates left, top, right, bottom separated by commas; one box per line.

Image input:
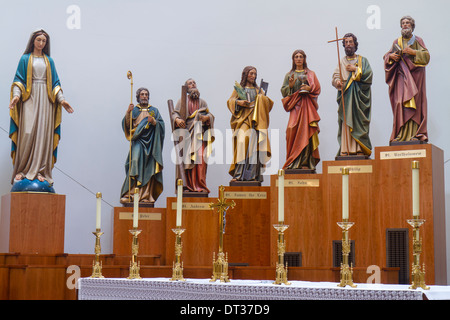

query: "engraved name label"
left=170, top=202, right=212, bottom=210
left=276, top=179, right=320, bottom=187
left=119, top=212, right=162, bottom=221
left=380, top=149, right=426, bottom=160
left=224, top=191, right=267, bottom=199
left=328, top=165, right=373, bottom=174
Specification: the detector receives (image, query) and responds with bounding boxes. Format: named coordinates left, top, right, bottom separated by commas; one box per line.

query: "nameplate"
left=276, top=179, right=320, bottom=187
left=379, top=149, right=426, bottom=160
left=328, top=165, right=373, bottom=174
left=119, top=212, right=162, bottom=221
left=170, top=202, right=212, bottom=210
left=224, top=191, right=267, bottom=199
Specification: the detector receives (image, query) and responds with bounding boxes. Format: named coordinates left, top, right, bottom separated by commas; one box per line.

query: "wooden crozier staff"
left=127, top=71, right=133, bottom=202
left=328, top=27, right=350, bottom=155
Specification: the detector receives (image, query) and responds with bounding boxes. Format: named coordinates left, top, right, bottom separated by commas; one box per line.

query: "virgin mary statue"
left=9, top=29, right=74, bottom=192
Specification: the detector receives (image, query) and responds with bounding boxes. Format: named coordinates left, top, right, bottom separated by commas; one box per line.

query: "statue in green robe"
left=120, top=88, right=164, bottom=204
left=332, top=33, right=373, bottom=158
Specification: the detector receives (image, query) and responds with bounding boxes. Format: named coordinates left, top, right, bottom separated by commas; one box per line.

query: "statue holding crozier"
left=120, top=87, right=165, bottom=206
left=383, top=16, right=430, bottom=145
left=170, top=78, right=215, bottom=196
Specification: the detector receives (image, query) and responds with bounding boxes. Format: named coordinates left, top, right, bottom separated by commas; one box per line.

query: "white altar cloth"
left=77, top=277, right=450, bottom=300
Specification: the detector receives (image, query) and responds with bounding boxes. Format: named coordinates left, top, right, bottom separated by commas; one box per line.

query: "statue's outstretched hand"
left=61, top=100, right=74, bottom=113
left=9, top=96, right=19, bottom=110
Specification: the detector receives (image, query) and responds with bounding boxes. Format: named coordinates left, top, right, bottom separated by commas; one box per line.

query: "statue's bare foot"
left=37, top=174, right=45, bottom=182
left=15, top=173, right=25, bottom=180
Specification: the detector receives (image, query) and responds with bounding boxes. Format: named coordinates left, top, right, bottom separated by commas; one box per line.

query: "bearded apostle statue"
left=384, top=16, right=430, bottom=144
left=332, top=33, right=373, bottom=159
left=120, top=88, right=164, bottom=205
left=171, top=79, right=215, bottom=195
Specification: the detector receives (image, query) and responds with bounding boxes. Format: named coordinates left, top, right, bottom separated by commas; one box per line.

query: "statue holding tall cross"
left=330, top=31, right=373, bottom=159
left=170, top=78, right=215, bottom=195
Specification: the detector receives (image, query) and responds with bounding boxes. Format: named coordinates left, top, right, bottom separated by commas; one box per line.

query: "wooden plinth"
left=270, top=143, right=446, bottom=285
left=321, top=158, right=375, bottom=271
left=374, top=143, right=446, bottom=285
left=270, top=173, right=324, bottom=268
left=223, top=186, right=271, bottom=266
left=165, top=196, right=218, bottom=266
left=113, top=206, right=166, bottom=264
left=0, top=193, right=66, bottom=254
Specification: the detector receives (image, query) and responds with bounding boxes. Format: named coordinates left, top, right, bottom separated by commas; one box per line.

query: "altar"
left=77, top=277, right=450, bottom=300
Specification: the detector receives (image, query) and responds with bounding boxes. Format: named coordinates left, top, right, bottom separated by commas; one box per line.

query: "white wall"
left=0, top=0, right=449, bottom=282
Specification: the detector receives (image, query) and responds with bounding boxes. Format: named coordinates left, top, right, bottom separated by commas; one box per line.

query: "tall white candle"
left=96, top=192, right=102, bottom=230
left=412, top=161, right=419, bottom=217
left=133, top=188, right=139, bottom=228
left=342, top=167, right=349, bottom=220
left=176, top=179, right=183, bottom=227
left=278, top=169, right=285, bottom=223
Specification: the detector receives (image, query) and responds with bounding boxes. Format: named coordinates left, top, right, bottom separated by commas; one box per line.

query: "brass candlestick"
left=170, top=227, right=186, bottom=281
left=407, top=218, right=429, bottom=290
left=209, top=186, right=235, bottom=283
left=273, top=223, right=290, bottom=285
left=337, top=220, right=356, bottom=288
left=127, top=228, right=142, bottom=279
left=90, top=229, right=104, bottom=278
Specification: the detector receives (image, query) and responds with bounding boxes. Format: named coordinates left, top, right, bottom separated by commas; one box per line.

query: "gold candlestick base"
left=210, top=251, right=229, bottom=283
left=170, top=228, right=186, bottom=281
left=407, top=218, right=429, bottom=290
left=337, top=221, right=356, bottom=288
left=273, top=224, right=290, bottom=285
left=127, top=228, right=142, bottom=280
left=90, top=229, right=104, bottom=278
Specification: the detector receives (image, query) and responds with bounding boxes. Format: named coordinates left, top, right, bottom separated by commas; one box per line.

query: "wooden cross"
left=328, top=27, right=350, bottom=154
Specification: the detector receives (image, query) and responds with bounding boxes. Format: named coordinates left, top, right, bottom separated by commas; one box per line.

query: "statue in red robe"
left=384, top=16, right=430, bottom=143
left=281, top=50, right=321, bottom=171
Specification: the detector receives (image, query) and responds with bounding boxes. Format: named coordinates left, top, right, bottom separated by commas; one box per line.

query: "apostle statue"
left=281, top=49, right=321, bottom=172
left=120, top=87, right=164, bottom=205
left=171, top=78, right=215, bottom=194
left=383, top=16, right=430, bottom=144
left=332, top=33, right=373, bottom=158
left=9, top=29, right=74, bottom=193
left=227, top=66, right=273, bottom=184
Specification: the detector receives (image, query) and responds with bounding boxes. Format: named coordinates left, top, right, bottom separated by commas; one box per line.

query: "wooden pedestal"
left=374, top=144, right=446, bottom=285
left=222, top=186, right=271, bottom=266
left=113, top=206, right=166, bottom=264
left=270, top=173, right=324, bottom=267
left=270, top=143, right=446, bottom=285
left=321, top=158, right=375, bottom=270
left=0, top=193, right=65, bottom=254
left=165, top=196, right=218, bottom=266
